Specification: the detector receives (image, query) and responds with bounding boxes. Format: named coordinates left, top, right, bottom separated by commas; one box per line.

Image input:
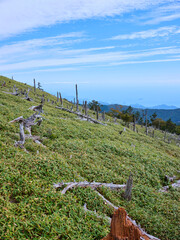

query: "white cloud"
left=140, top=2, right=180, bottom=24
left=0, top=32, right=85, bottom=61
left=110, top=26, right=180, bottom=40
left=1, top=46, right=180, bottom=72
left=109, top=58, right=180, bottom=66
left=145, top=13, right=180, bottom=24
left=0, top=0, right=172, bottom=39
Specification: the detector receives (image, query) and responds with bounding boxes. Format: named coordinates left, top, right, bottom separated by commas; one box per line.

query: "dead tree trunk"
left=96, top=108, right=99, bottom=120
left=59, top=92, right=62, bottom=105
left=75, top=84, right=79, bottom=112
left=123, top=173, right=133, bottom=201
left=85, top=101, right=87, bottom=115
left=145, top=110, right=148, bottom=135
left=102, top=111, right=105, bottom=121
left=33, top=78, right=36, bottom=93
left=57, top=92, right=59, bottom=102
left=133, top=115, right=136, bottom=132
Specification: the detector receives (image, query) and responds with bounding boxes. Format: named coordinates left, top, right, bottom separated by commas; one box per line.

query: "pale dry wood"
left=83, top=203, right=111, bottom=224
left=54, top=181, right=126, bottom=194
left=56, top=106, right=106, bottom=125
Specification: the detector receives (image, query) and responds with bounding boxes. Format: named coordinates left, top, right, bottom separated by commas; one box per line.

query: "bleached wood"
left=54, top=181, right=126, bottom=194
left=83, top=203, right=111, bottom=224
left=56, top=106, right=106, bottom=125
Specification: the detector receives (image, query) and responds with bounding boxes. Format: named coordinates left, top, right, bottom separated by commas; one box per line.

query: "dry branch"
left=56, top=106, right=106, bottom=125
left=54, top=181, right=126, bottom=194
left=83, top=203, right=111, bottom=224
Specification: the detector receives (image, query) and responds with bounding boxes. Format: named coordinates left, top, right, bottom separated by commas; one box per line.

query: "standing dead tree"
left=145, top=109, right=148, bottom=135
left=133, top=115, right=136, bottom=132
left=122, top=173, right=133, bottom=201
left=33, top=79, right=36, bottom=93
left=84, top=101, right=88, bottom=116
left=59, top=92, right=63, bottom=106
left=75, top=84, right=79, bottom=112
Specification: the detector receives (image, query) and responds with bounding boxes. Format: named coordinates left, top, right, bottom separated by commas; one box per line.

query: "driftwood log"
left=56, top=106, right=106, bottom=125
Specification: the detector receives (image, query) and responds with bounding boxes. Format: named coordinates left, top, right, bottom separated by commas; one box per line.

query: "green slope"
left=0, top=76, right=180, bottom=240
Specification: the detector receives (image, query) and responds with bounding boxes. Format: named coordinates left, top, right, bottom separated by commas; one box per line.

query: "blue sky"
left=0, top=0, right=180, bottom=107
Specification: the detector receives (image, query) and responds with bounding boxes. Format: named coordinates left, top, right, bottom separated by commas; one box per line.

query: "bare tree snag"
left=123, top=174, right=133, bottom=201
left=85, top=101, right=87, bottom=116
left=57, top=92, right=59, bottom=102
left=9, top=111, right=44, bottom=148
left=9, top=116, right=25, bottom=148
left=96, top=108, right=99, bottom=120
left=33, top=78, right=36, bottom=92
left=133, top=115, right=136, bottom=132
left=59, top=92, right=62, bottom=105
left=75, top=84, right=79, bottom=112
left=145, top=110, right=148, bottom=135
left=56, top=106, right=106, bottom=125
left=102, top=208, right=160, bottom=240
left=102, top=111, right=105, bottom=121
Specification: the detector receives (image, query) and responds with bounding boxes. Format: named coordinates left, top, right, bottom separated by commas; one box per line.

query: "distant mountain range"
left=101, top=104, right=180, bottom=125
left=130, top=104, right=178, bottom=110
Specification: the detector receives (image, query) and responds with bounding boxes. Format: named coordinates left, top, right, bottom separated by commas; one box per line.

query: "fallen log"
left=53, top=181, right=126, bottom=194
left=56, top=106, right=106, bottom=125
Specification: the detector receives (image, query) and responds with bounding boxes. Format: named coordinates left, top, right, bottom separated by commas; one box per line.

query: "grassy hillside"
left=0, top=76, right=180, bottom=240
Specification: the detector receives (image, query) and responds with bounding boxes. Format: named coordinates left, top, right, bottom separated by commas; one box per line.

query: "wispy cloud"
left=1, top=46, right=180, bottom=72
left=140, top=2, right=180, bottom=25
left=0, top=0, right=171, bottom=39
left=110, top=26, right=180, bottom=40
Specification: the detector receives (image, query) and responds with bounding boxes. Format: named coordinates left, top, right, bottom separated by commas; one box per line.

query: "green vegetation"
left=0, top=76, right=180, bottom=240
left=108, top=105, right=180, bottom=135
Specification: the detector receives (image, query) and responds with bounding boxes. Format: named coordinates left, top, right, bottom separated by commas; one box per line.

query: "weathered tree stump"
left=101, top=208, right=156, bottom=240
left=123, top=174, right=133, bottom=201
